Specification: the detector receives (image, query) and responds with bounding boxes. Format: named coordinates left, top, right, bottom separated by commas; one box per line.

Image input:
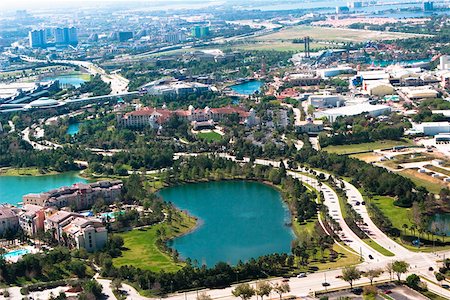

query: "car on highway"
left=297, top=273, right=306, bottom=278
left=361, top=201, right=365, bottom=205
left=368, top=254, right=374, bottom=259
left=355, top=201, right=361, bottom=205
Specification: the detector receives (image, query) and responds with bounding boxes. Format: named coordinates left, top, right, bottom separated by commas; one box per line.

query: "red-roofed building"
left=118, top=105, right=258, bottom=128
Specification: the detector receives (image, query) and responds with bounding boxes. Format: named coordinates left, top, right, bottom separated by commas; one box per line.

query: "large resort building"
left=118, top=105, right=258, bottom=129
left=0, top=180, right=123, bottom=252
left=23, top=180, right=123, bottom=211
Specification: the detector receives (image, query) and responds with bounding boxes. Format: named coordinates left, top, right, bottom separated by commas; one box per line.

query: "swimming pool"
left=3, top=248, right=30, bottom=259
left=101, top=211, right=124, bottom=219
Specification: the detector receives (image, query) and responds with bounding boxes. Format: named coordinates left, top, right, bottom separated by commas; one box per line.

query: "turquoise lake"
left=160, top=181, right=294, bottom=266
left=230, top=81, right=263, bottom=95
left=0, top=172, right=87, bottom=206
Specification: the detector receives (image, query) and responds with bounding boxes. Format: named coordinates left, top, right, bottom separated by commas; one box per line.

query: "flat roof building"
left=314, top=103, right=391, bottom=122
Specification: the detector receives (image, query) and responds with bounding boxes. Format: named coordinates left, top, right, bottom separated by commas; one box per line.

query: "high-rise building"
left=191, top=26, right=210, bottom=38
left=28, top=29, right=46, bottom=48
left=423, top=1, right=434, bottom=11
left=118, top=31, right=134, bottom=42
left=54, top=27, right=78, bottom=45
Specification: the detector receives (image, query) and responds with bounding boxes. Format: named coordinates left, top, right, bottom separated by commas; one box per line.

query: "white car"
left=297, top=273, right=307, bottom=278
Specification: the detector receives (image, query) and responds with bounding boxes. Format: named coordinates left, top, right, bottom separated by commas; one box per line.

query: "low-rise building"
left=0, top=205, right=19, bottom=237
left=314, top=103, right=391, bottom=122
left=399, top=86, right=439, bottom=101
left=365, top=81, right=395, bottom=97
left=308, top=94, right=345, bottom=108
left=118, top=106, right=258, bottom=128
left=296, top=118, right=324, bottom=134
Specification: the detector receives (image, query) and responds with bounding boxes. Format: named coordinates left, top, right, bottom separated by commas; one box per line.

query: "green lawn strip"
left=362, top=238, right=395, bottom=256
left=322, top=139, right=413, bottom=155
left=196, top=131, right=223, bottom=142
left=113, top=211, right=196, bottom=272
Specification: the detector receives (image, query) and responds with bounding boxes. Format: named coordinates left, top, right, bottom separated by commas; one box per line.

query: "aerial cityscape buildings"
left=3, top=0, right=450, bottom=299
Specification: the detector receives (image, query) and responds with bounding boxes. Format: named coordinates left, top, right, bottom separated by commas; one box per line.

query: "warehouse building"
left=314, top=103, right=391, bottom=122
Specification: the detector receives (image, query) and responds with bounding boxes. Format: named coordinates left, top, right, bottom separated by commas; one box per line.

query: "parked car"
left=384, top=290, right=392, bottom=294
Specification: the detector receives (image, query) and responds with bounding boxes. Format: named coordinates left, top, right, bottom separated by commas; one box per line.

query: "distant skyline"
left=0, top=0, right=224, bottom=11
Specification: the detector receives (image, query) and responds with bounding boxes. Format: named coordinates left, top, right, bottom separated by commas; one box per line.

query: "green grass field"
left=230, top=41, right=329, bottom=52
left=323, top=140, right=413, bottom=155
left=113, top=211, right=197, bottom=272
left=371, top=196, right=413, bottom=230
left=0, top=167, right=60, bottom=176
left=196, top=131, right=223, bottom=142
left=254, top=26, right=428, bottom=43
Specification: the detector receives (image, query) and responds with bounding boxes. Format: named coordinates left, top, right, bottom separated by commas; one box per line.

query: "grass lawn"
left=399, top=169, right=446, bottom=194
left=230, top=41, right=328, bottom=52
left=196, top=131, right=223, bottom=142
left=323, top=140, right=413, bottom=155
left=113, top=211, right=197, bottom=272
left=371, top=196, right=413, bottom=230
left=254, top=26, right=428, bottom=43
left=362, top=238, right=394, bottom=256
left=312, top=244, right=360, bottom=270
left=0, top=167, right=59, bottom=176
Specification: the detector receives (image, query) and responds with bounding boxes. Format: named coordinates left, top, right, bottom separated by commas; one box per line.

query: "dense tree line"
left=78, top=74, right=111, bottom=96
left=0, top=247, right=90, bottom=285
left=295, top=140, right=427, bottom=207
left=319, top=114, right=405, bottom=147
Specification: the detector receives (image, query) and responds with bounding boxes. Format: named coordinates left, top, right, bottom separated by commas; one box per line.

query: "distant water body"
left=230, top=80, right=263, bottom=95
left=160, top=181, right=295, bottom=266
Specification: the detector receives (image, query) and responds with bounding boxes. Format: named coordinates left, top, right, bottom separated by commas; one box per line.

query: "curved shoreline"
left=157, top=179, right=296, bottom=265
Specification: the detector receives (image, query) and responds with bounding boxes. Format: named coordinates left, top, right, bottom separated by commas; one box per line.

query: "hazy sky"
left=0, top=0, right=217, bottom=11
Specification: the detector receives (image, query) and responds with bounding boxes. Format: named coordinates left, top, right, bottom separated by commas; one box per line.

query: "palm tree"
left=402, top=224, right=408, bottom=236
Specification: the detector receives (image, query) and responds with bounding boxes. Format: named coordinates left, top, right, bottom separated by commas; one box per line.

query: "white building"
left=296, top=118, right=324, bottom=134
left=314, top=103, right=391, bottom=122
left=440, top=55, right=450, bottom=70
left=308, top=94, right=345, bottom=108
left=316, top=66, right=354, bottom=79
left=416, top=122, right=450, bottom=136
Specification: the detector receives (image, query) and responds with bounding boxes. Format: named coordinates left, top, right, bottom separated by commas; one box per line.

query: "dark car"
left=356, top=201, right=361, bottom=206
left=368, top=254, right=374, bottom=259
left=361, top=201, right=366, bottom=205
left=429, top=267, right=434, bottom=271
left=353, top=288, right=363, bottom=295
left=384, top=290, right=392, bottom=294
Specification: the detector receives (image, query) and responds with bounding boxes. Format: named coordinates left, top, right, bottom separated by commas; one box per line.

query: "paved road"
left=341, top=180, right=412, bottom=258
